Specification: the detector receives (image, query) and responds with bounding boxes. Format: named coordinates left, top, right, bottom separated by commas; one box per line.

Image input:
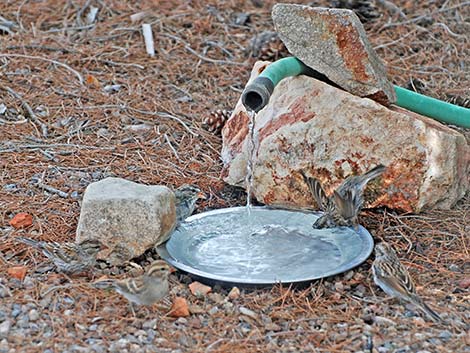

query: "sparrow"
left=174, top=184, right=206, bottom=223
left=15, top=237, right=103, bottom=274
left=372, top=242, right=442, bottom=323
left=93, top=260, right=170, bottom=306
left=302, top=164, right=386, bottom=229
left=153, top=184, right=206, bottom=247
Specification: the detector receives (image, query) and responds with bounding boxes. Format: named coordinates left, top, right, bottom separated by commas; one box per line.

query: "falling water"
left=245, top=110, right=257, bottom=216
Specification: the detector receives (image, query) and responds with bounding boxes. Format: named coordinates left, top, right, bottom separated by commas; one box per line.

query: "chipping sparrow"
left=16, top=237, right=103, bottom=274
left=372, top=242, right=442, bottom=322
left=174, top=184, right=206, bottom=222
left=302, top=165, right=386, bottom=229
left=94, top=260, right=170, bottom=306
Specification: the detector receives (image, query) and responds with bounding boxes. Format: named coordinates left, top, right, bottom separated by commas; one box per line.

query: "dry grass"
left=0, top=0, right=469, bottom=352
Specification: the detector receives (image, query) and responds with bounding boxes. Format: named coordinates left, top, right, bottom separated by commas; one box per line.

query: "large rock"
left=76, top=177, right=176, bottom=265
left=272, top=4, right=396, bottom=105
left=221, top=63, right=469, bottom=212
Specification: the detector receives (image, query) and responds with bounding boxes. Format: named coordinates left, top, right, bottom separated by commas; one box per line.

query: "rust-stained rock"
left=9, top=213, right=33, bottom=228
left=188, top=281, right=212, bottom=297
left=7, top=266, right=27, bottom=281
left=169, top=297, right=190, bottom=317
left=221, top=64, right=469, bottom=213
left=272, top=4, right=396, bottom=105
left=76, top=177, right=176, bottom=265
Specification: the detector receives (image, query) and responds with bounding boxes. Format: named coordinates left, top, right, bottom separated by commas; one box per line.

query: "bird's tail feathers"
left=413, top=296, right=442, bottom=323
left=361, top=164, right=386, bottom=185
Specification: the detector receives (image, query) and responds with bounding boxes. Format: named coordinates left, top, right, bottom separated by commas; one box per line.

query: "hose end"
left=241, top=77, right=275, bottom=113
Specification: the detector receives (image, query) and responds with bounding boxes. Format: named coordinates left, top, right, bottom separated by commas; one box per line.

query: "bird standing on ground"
left=15, top=237, right=104, bottom=274
left=372, top=242, right=442, bottom=322
left=302, top=164, right=386, bottom=229
left=174, top=184, right=206, bottom=223
left=93, top=260, right=170, bottom=307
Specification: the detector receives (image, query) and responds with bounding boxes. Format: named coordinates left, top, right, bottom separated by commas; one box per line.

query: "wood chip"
left=9, top=213, right=33, bottom=228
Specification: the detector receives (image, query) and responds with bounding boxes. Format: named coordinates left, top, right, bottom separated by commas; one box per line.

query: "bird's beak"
left=197, top=191, right=207, bottom=200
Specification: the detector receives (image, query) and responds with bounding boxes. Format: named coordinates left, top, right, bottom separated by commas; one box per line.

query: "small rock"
left=7, top=266, right=27, bottom=281
left=188, top=304, right=204, bottom=315
left=265, top=322, right=281, bottom=331
left=0, top=104, right=6, bottom=115
left=334, top=281, right=344, bottom=292
left=104, top=84, right=122, bottom=93
left=169, top=297, right=190, bottom=318
left=239, top=306, right=258, bottom=320
left=208, top=293, right=224, bottom=304
left=3, top=183, right=17, bottom=191
left=188, top=281, right=212, bottom=297
left=0, top=285, right=11, bottom=298
left=142, top=319, right=157, bottom=329
left=457, top=277, right=470, bottom=288
left=227, top=286, right=240, bottom=300
left=9, top=213, right=33, bottom=228
left=208, top=306, right=219, bottom=316
left=448, top=264, right=460, bottom=272
left=0, top=321, right=11, bottom=338
left=438, top=330, right=452, bottom=341
left=28, top=309, right=40, bottom=321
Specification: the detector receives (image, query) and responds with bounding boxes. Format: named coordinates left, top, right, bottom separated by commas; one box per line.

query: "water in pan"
left=167, top=207, right=365, bottom=283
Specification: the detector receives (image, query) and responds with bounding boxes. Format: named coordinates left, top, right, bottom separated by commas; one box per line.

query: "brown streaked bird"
left=174, top=184, right=206, bottom=223
left=15, top=237, right=103, bottom=274
left=372, top=242, right=442, bottom=323
left=301, top=164, right=386, bottom=229
left=93, top=260, right=170, bottom=306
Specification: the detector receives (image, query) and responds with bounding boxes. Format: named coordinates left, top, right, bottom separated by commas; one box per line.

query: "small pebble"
left=0, top=104, right=7, bottom=115
left=239, top=306, right=257, bottom=320
left=208, top=306, right=219, bottom=316
left=438, top=330, right=452, bottom=341
left=28, top=309, right=40, bottom=321
left=0, top=321, right=11, bottom=338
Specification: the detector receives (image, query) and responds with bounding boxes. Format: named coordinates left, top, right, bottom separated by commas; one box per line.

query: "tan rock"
left=222, top=64, right=469, bottom=212
left=169, top=297, right=190, bottom=317
left=76, top=177, right=176, bottom=265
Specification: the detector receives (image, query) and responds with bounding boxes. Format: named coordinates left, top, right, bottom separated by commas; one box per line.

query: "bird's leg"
left=129, top=302, right=136, bottom=317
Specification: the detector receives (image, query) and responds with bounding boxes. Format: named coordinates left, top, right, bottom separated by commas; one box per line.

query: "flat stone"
left=222, top=63, right=469, bottom=212
left=272, top=4, right=396, bottom=105
left=0, top=321, right=10, bottom=338
left=76, top=177, right=176, bottom=265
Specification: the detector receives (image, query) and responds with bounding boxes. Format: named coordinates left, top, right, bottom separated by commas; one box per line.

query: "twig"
left=35, top=182, right=69, bottom=198
left=127, top=107, right=198, bottom=137
left=0, top=54, right=84, bottom=85
left=160, top=33, right=247, bottom=66
left=0, top=86, right=48, bottom=137
left=142, top=23, right=155, bottom=57
left=5, top=45, right=76, bottom=53
left=381, top=1, right=470, bottom=29
left=164, top=134, right=181, bottom=162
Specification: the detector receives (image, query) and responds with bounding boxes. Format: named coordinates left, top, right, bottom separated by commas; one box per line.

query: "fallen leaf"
left=9, top=213, right=33, bottom=228
left=85, top=74, right=101, bottom=88
left=169, top=297, right=190, bottom=317
left=189, top=281, right=212, bottom=296
left=227, top=286, right=240, bottom=300
left=7, top=266, right=27, bottom=281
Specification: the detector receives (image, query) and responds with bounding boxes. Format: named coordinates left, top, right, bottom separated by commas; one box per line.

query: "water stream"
left=245, top=110, right=257, bottom=216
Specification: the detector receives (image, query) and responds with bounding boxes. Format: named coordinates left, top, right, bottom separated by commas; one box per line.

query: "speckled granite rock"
left=272, top=4, right=396, bottom=105
left=221, top=63, right=469, bottom=212
left=76, top=177, right=176, bottom=265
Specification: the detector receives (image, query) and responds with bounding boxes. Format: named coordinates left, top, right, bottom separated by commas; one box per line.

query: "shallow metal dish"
left=157, top=206, right=374, bottom=286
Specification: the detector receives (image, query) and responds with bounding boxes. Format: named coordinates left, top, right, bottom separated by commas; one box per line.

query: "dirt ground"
left=0, top=0, right=469, bottom=352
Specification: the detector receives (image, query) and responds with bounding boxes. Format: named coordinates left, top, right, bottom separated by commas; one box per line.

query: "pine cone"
left=248, top=31, right=290, bottom=61
left=328, top=0, right=381, bottom=23
left=202, top=109, right=231, bottom=135
left=445, top=95, right=470, bottom=109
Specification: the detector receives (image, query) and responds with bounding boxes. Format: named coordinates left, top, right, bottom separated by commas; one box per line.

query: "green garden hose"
left=242, top=57, right=470, bottom=128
